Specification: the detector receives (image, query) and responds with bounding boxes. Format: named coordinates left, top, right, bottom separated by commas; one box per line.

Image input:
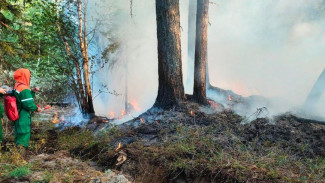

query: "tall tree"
left=154, top=0, right=185, bottom=108
left=56, top=21, right=87, bottom=111
left=193, top=0, right=209, bottom=104
left=77, top=0, right=95, bottom=114
left=55, top=0, right=96, bottom=115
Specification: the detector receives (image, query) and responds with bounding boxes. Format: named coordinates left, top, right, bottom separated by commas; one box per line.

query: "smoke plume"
left=87, top=0, right=325, bottom=121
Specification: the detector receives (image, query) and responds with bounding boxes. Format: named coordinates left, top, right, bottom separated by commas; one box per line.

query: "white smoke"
left=86, top=0, right=325, bottom=120
left=208, top=0, right=325, bottom=117
left=86, top=0, right=189, bottom=121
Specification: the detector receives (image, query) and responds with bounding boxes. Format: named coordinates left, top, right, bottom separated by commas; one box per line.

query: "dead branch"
left=0, top=21, right=12, bottom=30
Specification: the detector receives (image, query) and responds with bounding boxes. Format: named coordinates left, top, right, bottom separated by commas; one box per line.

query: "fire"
left=109, top=112, right=115, bottom=119
left=52, top=113, right=59, bottom=124
left=121, top=110, right=126, bottom=116
left=130, top=100, right=141, bottom=111
left=119, top=110, right=127, bottom=119
left=190, top=110, right=195, bottom=116
left=140, top=118, right=145, bottom=124
left=208, top=101, right=218, bottom=109
left=228, top=95, right=232, bottom=101
left=115, top=142, right=122, bottom=151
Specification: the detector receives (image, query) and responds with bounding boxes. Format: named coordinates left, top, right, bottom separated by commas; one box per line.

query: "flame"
left=140, top=118, right=145, bottom=124
left=109, top=112, right=115, bottom=119
left=190, top=110, right=195, bottom=116
left=208, top=101, right=218, bottom=109
left=228, top=95, right=232, bottom=101
left=115, top=142, right=122, bottom=151
left=119, top=110, right=127, bottom=119
left=130, top=100, right=141, bottom=111
left=121, top=110, right=126, bottom=116
left=52, top=113, right=59, bottom=124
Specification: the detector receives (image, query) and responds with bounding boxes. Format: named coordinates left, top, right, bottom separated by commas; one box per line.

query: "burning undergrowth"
left=59, top=100, right=325, bottom=182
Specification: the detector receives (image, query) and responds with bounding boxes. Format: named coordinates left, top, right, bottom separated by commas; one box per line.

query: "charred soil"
left=70, top=101, right=325, bottom=183
left=2, top=101, right=325, bottom=182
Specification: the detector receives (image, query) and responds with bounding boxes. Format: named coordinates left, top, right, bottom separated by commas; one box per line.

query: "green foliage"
left=58, top=130, right=97, bottom=150
left=0, top=0, right=23, bottom=57
left=0, top=0, right=73, bottom=102
left=8, top=166, right=31, bottom=178
left=1, top=0, right=118, bottom=108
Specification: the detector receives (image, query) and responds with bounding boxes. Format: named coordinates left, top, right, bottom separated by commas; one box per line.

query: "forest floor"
left=0, top=106, right=131, bottom=183
left=1, top=102, right=325, bottom=183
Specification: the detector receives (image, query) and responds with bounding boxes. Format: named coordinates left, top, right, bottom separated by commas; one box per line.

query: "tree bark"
left=77, top=0, right=95, bottom=114
left=185, top=0, right=197, bottom=94
left=154, top=0, right=185, bottom=108
left=193, top=0, right=209, bottom=104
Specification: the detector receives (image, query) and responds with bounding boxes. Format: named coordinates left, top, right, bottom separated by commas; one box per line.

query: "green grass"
left=125, top=125, right=325, bottom=182
left=2, top=119, right=325, bottom=182
left=58, top=130, right=96, bottom=150
left=8, top=166, right=31, bottom=178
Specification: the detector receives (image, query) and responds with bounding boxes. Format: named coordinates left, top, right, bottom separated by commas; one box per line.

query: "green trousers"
left=14, top=131, right=30, bottom=148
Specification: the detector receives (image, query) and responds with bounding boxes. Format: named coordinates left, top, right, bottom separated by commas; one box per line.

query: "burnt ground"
left=2, top=101, right=325, bottom=182
left=68, top=101, right=325, bottom=183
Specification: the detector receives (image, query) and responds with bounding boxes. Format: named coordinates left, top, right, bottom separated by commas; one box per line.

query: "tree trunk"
left=154, top=0, right=185, bottom=108
left=193, top=0, right=209, bottom=104
left=185, top=0, right=197, bottom=94
left=77, top=0, right=95, bottom=115
left=56, top=22, right=87, bottom=112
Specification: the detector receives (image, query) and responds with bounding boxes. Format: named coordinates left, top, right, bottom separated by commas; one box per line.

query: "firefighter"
left=0, top=88, right=6, bottom=143
left=13, top=68, right=41, bottom=149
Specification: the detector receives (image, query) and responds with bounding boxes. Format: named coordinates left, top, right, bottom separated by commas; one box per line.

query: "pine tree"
left=193, top=0, right=209, bottom=104
left=154, top=0, right=185, bottom=108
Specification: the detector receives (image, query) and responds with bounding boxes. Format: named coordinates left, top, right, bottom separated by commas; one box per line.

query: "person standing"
left=13, top=68, right=41, bottom=149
